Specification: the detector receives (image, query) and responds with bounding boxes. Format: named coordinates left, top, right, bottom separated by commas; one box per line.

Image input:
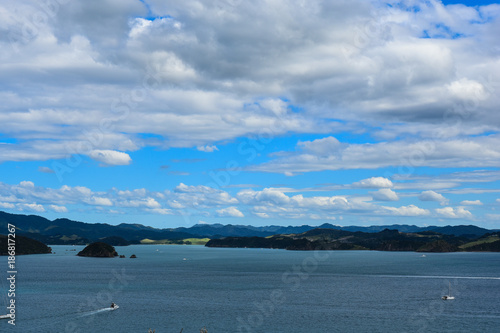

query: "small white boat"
left=110, top=303, right=119, bottom=310
left=442, top=282, right=455, bottom=300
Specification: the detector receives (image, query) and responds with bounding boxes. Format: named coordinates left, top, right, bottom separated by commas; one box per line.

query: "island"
left=77, top=242, right=118, bottom=257
left=205, top=229, right=500, bottom=253
left=0, top=234, right=52, bottom=255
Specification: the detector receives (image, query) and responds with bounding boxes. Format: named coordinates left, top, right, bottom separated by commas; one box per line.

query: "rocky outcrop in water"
left=77, top=242, right=118, bottom=257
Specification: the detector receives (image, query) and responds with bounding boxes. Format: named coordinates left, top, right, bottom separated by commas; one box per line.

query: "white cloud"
left=436, top=206, right=473, bottom=219
left=167, top=200, right=185, bottom=209
left=119, top=197, right=161, bottom=209
left=174, top=183, right=238, bottom=207
left=252, top=136, right=500, bottom=173
left=298, top=137, right=341, bottom=156
left=460, top=200, right=483, bottom=206
left=197, top=145, right=219, bottom=152
left=419, top=190, right=448, bottom=205
left=238, top=188, right=377, bottom=220
left=353, top=177, right=393, bottom=189
left=38, top=166, right=55, bottom=174
left=50, top=205, right=68, bottom=213
left=216, top=207, right=244, bottom=218
left=0, top=0, right=498, bottom=167
left=86, top=197, right=113, bottom=206
left=237, top=188, right=291, bottom=206
left=18, top=203, right=45, bottom=212
left=0, top=202, right=15, bottom=209
left=20, top=181, right=35, bottom=188
left=88, top=150, right=132, bottom=166
left=447, top=78, right=488, bottom=101
left=147, top=208, right=173, bottom=215
left=371, top=189, right=399, bottom=201
left=383, top=205, right=430, bottom=217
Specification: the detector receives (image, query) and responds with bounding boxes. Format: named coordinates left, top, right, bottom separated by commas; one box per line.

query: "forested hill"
left=206, top=229, right=500, bottom=253
left=0, top=234, right=52, bottom=255
left=0, top=210, right=497, bottom=245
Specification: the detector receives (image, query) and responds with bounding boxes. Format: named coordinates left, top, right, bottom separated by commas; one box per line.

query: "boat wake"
left=78, top=307, right=117, bottom=317
left=368, top=274, right=500, bottom=280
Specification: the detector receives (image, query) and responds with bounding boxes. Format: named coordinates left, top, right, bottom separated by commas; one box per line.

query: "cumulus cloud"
left=298, top=137, right=341, bottom=156
left=38, top=166, right=55, bottom=174
left=460, top=200, right=483, bottom=206
left=371, top=189, right=399, bottom=201
left=18, top=203, right=45, bottom=212
left=0, top=178, right=491, bottom=224
left=197, top=145, right=219, bottom=152
left=173, top=183, right=238, bottom=207
left=251, top=136, right=500, bottom=173
left=383, top=205, right=430, bottom=217
left=0, top=181, right=241, bottom=216
left=147, top=208, right=173, bottom=215
left=0, top=202, right=15, bottom=209
left=436, top=206, right=473, bottom=219
left=237, top=188, right=291, bottom=206
left=50, top=205, right=68, bottom=213
left=88, top=150, right=132, bottom=166
left=119, top=197, right=161, bottom=209
left=86, top=197, right=113, bottom=206
left=353, top=177, right=393, bottom=189
left=419, top=190, right=449, bottom=205
left=0, top=0, right=498, bottom=166
left=237, top=188, right=377, bottom=221
left=216, top=207, right=244, bottom=218
left=20, top=181, right=35, bottom=188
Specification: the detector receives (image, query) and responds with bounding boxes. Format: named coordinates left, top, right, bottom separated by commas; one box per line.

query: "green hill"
left=77, top=242, right=118, bottom=258
left=206, top=228, right=489, bottom=252
left=0, top=234, right=52, bottom=255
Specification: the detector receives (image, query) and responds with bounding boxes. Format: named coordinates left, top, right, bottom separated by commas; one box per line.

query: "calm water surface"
left=1, top=245, right=500, bottom=332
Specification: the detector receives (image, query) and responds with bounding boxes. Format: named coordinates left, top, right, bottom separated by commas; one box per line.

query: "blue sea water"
left=1, top=245, right=500, bottom=333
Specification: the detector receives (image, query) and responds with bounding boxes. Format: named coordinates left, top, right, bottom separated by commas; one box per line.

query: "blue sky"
left=1, top=0, right=500, bottom=229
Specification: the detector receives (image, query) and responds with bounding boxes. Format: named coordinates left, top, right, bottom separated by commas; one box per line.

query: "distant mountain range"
left=0, top=210, right=497, bottom=245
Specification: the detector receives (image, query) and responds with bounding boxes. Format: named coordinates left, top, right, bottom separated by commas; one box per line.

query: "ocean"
left=1, top=245, right=500, bottom=332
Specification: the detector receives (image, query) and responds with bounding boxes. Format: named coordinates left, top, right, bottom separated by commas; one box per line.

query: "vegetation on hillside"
left=206, top=229, right=500, bottom=252
left=140, top=238, right=210, bottom=245
left=77, top=242, right=118, bottom=257
left=0, top=234, right=52, bottom=255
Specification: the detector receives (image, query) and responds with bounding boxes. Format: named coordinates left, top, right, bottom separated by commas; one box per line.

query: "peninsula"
left=0, top=234, right=52, bottom=255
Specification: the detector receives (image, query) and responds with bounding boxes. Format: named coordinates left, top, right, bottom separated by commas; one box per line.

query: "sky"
left=1, top=0, right=500, bottom=229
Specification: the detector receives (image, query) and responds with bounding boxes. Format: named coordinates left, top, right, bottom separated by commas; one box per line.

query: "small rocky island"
left=77, top=242, right=118, bottom=257
left=0, top=234, right=52, bottom=255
